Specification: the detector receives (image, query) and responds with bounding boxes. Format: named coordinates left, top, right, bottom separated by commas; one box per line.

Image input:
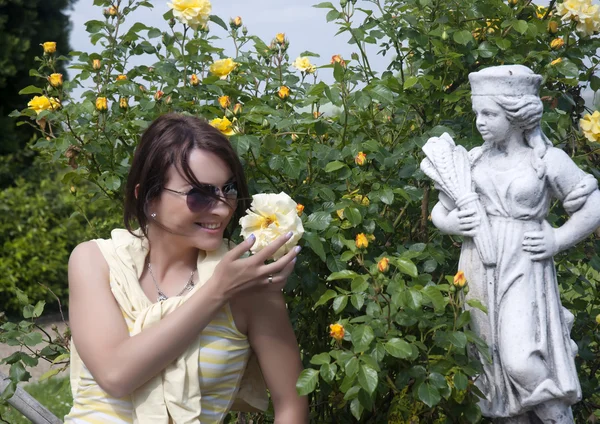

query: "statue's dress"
left=453, top=147, right=594, bottom=417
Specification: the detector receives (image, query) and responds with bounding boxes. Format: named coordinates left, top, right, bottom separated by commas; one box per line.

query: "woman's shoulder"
left=69, top=240, right=108, bottom=273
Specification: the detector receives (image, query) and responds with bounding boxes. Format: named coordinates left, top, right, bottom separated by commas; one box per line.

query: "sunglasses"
left=163, top=182, right=238, bottom=212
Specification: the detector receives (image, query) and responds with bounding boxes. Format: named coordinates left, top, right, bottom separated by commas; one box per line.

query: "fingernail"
left=294, top=246, right=302, bottom=253
left=292, top=257, right=297, bottom=264
left=248, top=234, right=256, bottom=242
left=286, top=231, right=293, bottom=239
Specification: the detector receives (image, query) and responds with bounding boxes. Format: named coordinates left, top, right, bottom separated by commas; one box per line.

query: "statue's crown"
left=469, top=65, right=542, bottom=96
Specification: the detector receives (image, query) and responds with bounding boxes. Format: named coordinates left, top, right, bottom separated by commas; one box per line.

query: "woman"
left=65, top=113, right=308, bottom=423
left=430, top=65, right=600, bottom=423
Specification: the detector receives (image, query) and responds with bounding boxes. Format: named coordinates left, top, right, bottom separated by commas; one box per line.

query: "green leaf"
left=315, top=289, right=337, bottom=307
left=325, top=160, right=346, bottom=172
left=591, top=75, right=600, bottom=91
left=282, top=155, right=303, bottom=179
left=296, top=368, right=319, bottom=395
left=465, top=403, right=482, bottom=423
left=467, top=299, right=488, bottom=314
left=513, top=20, right=529, bottom=34
left=350, top=277, right=369, bottom=293
left=350, top=398, right=363, bottom=420
left=351, top=294, right=365, bottom=310
left=448, top=331, right=467, bottom=349
left=455, top=310, right=471, bottom=329
left=344, top=207, right=362, bottom=226
left=320, top=362, right=337, bottom=383
left=85, top=19, right=105, bottom=33
left=453, top=372, right=469, bottom=391
left=477, top=41, right=498, bottom=58
left=556, top=59, right=579, bottom=78
left=23, top=332, right=43, bottom=346
left=304, top=212, right=333, bottom=231
left=345, top=356, right=359, bottom=377
left=385, top=338, right=413, bottom=359
left=328, top=270, right=358, bottom=280
left=310, top=352, right=331, bottom=365
left=369, top=85, right=394, bottom=104
left=358, top=364, right=378, bottom=394
left=39, top=368, right=60, bottom=381
left=33, top=301, right=45, bottom=318
left=333, top=295, right=348, bottom=313
left=351, top=325, right=374, bottom=351
left=333, top=62, right=345, bottom=82
left=9, top=362, right=31, bottom=384
left=403, top=76, right=418, bottom=89
left=304, top=232, right=326, bottom=262
left=313, top=1, right=336, bottom=8
left=326, top=9, right=341, bottom=22
left=422, top=286, right=445, bottom=312
left=417, top=381, right=441, bottom=407
left=19, top=85, right=44, bottom=95
left=209, top=15, right=228, bottom=30
left=393, top=258, right=418, bottom=277
left=453, top=30, right=473, bottom=45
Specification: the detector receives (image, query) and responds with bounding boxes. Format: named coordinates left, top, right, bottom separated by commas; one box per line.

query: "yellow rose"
left=378, top=257, right=390, bottom=273
left=278, top=85, right=290, bottom=99
left=296, top=204, right=304, bottom=216
left=108, top=5, right=118, bottom=16
left=557, top=0, right=600, bottom=36
left=190, top=73, right=199, bottom=86
left=239, top=192, right=305, bottom=260
left=580, top=111, right=600, bottom=141
left=336, top=209, right=345, bottom=220
left=293, top=56, right=317, bottom=74
left=119, top=97, right=128, bottom=109
left=116, top=74, right=127, bottom=81
left=42, top=42, right=56, bottom=54
left=48, top=73, right=63, bottom=87
left=218, top=95, right=231, bottom=108
left=453, top=270, right=467, bottom=288
left=329, top=323, right=345, bottom=341
left=330, top=54, right=346, bottom=67
left=508, top=0, right=518, bottom=5
left=209, top=58, right=238, bottom=79
left=233, top=103, right=242, bottom=115
left=548, top=20, right=559, bottom=33
left=95, top=97, right=108, bottom=111
left=154, top=90, right=164, bottom=101
left=27, top=96, right=60, bottom=114
left=550, top=38, right=565, bottom=49
left=230, top=16, right=242, bottom=28
left=355, top=233, right=368, bottom=249
left=550, top=57, right=563, bottom=66
left=276, top=33, right=286, bottom=45
left=596, top=314, right=600, bottom=325
left=355, top=151, right=367, bottom=166
left=167, top=0, right=212, bottom=30
left=353, top=194, right=370, bottom=206
left=92, top=59, right=101, bottom=70
left=209, top=116, right=235, bottom=136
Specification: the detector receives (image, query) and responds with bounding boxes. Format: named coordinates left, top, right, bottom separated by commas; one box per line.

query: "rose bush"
left=3, top=0, right=600, bottom=422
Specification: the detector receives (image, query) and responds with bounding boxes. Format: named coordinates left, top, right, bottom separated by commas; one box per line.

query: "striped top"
left=65, top=303, right=251, bottom=423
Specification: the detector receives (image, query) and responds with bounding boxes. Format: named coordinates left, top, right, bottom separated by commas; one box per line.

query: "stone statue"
left=420, top=65, right=600, bottom=423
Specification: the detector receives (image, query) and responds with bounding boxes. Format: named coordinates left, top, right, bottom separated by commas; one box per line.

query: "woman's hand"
left=209, top=232, right=300, bottom=299
left=432, top=202, right=480, bottom=237
left=522, top=221, right=559, bottom=261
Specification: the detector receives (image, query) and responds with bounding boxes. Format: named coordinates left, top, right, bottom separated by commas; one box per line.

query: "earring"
left=151, top=213, right=157, bottom=219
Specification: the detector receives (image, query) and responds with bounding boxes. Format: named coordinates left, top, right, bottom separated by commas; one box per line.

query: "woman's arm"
left=69, top=234, right=298, bottom=398
left=243, top=290, right=308, bottom=423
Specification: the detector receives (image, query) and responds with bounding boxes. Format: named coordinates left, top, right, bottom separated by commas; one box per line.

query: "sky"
left=66, top=0, right=386, bottom=98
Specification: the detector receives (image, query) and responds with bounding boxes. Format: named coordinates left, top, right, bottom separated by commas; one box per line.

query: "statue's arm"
left=431, top=192, right=480, bottom=237
left=554, top=189, right=600, bottom=253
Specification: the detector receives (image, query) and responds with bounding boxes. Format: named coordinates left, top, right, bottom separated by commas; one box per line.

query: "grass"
left=0, top=377, right=72, bottom=423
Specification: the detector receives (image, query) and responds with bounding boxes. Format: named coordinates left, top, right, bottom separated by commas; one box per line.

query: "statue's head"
left=468, top=65, right=551, bottom=178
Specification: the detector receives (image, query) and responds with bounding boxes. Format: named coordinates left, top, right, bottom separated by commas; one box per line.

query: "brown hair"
left=123, top=113, right=250, bottom=239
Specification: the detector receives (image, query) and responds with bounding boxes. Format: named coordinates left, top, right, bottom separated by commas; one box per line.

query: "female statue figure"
left=424, top=65, right=600, bottom=423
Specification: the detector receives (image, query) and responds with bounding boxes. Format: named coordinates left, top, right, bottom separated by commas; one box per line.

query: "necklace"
left=147, top=263, right=197, bottom=302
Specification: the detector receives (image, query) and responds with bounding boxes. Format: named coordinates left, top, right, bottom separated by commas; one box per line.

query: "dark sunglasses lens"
left=186, top=188, right=214, bottom=212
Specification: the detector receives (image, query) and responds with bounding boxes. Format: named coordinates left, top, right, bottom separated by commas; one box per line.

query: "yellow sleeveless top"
left=65, top=305, right=250, bottom=423
left=64, top=230, right=253, bottom=423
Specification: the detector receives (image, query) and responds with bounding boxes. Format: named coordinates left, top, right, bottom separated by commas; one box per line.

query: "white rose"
left=239, top=192, right=304, bottom=260
left=167, top=0, right=211, bottom=30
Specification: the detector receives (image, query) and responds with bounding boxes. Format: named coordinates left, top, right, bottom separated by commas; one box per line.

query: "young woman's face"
left=151, top=148, right=237, bottom=251
left=472, top=97, right=513, bottom=144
